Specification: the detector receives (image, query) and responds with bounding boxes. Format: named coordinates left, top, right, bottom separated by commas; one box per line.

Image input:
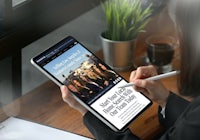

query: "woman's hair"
left=172, top=0, right=200, bottom=97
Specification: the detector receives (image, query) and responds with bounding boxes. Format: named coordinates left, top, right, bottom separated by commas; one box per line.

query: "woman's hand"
left=130, top=65, right=170, bottom=107
left=60, top=85, right=88, bottom=115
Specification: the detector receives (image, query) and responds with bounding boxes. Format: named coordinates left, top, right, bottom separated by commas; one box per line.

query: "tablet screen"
left=31, top=36, right=152, bottom=131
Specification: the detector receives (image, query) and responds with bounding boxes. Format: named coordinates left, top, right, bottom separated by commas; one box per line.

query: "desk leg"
left=11, top=51, right=22, bottom=99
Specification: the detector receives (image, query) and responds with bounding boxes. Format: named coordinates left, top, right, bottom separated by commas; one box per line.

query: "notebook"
left=0, top=117, right=93, bottom=140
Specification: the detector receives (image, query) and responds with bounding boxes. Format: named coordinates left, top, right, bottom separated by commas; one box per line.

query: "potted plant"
left=100, top=0, right=153, bottom=71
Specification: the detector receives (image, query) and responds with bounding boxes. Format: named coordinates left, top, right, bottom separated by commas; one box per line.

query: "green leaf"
left=102, top=0, right=152, bottom=41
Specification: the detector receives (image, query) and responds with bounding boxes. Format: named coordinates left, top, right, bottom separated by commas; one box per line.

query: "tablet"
left=31, top=36, right=152, bottom=132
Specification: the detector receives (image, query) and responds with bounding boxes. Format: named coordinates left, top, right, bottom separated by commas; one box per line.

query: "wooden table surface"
left=0, top=7, right=179, bottom=140
left=0, top=69, right=179, bottom=140
left=0, top=46, right=179, bottom=139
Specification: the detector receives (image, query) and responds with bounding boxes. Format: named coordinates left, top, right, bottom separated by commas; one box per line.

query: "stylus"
left=118, top=71, right=180, bottom=88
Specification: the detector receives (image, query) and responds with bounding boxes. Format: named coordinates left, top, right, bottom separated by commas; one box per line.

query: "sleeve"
left=159, top=99, right=200, bottom=140
left=83, top=112, right=140, bottom=140
left=158, top=92, right=190, bottom=129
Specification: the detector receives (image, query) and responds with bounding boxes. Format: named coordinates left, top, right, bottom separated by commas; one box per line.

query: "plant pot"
left=100, top=35, right=135, bottom=71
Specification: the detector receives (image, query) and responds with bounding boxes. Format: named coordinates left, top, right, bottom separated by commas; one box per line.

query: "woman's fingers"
left=60, top=85, right=87, bottom=115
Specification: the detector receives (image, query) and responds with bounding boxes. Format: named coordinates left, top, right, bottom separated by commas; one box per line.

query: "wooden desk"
left=0, top=68, right=178, bottom=140
left=0, top=7, right=179, bottom=140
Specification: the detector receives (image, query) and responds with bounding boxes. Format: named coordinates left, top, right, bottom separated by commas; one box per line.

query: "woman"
left=60, top=0, right=200, bottom=139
